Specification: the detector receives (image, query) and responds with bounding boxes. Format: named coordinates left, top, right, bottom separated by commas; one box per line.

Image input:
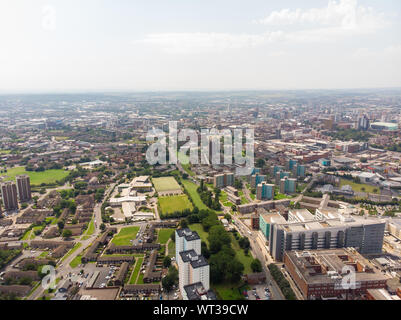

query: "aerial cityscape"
left=0, top=0, right=401, bottom=307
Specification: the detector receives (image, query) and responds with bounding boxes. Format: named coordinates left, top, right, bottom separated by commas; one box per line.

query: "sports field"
left=340, top=178, right=379, bottom=194
left=152, top=176, right=181, bottom=192
left=111, top=226, right=140, bottom=246
left=158, top=195, right=193, bottom=215
left=0, top=166, right=69, bottom=186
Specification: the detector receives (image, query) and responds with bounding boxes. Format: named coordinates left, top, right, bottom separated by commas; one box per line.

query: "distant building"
left=213, top=172, right=234, bottom=189
left=250, top=174, right=266, bottom=188
left=1, top=181, right=18, bottom=211
left=279, top=177, right=297, bottom=194
left=286, top=159, right=298, bottom=171
left=370, top=122, right=398, bottom=131
left=271, top=165, right=285, bottom=176
left=292, top=164, right=306, bottom=178
left=256, top=182, right=274, bottom=200
left=356, top=114, right=370, bottom=130
left=319, top=158, right=331, bottom=167
left=275, top=171, right=290, bottom=184
left=16, top=175, right=32, bottom=203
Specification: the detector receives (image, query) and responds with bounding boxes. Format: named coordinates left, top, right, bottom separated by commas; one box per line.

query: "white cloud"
left=138, top=0, right=389, bottom=54
left=257, top=0, right=385, bottom=30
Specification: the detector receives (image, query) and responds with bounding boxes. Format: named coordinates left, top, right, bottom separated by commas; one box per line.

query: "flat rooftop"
left=179, top=250, right=209, bottom=269
left=176, top=228, right=201, bottom=242
left=285, top=248, right=388, bottom=285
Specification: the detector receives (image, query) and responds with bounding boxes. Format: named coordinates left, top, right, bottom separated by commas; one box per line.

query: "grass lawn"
left=158, top=229, right=175, bottom=244
left=220, top=191, right=234, bottom=207
left=213, top=283, right=246, bottom=300
left=111, top=226, right=140, bottom=246
left=39, top=251, right=49, bottom=258
left=129, top=257, right=144, bottom=284
left=69, top=255, right=82, bottom=268
left=0, top=150, right=11, bottom=154
left=230, top=233, right=254, bottom=274
left=274, top=192, right=291, bottom=200
left=85, top=219, right=95, bottom=236
left=340, top=178, right=379, bottom=194
left=158, top=195, right=193, bottom=215
left=182, top=179, right=209, bottom=210
left=60, top=242, right=82, bottom=263
left=189, top=223, right=209, bottom=245
left=238, top=191, right=249, bottom=204
left=137, top=273, right=144, bottom=284
left=21, top=230, right=32, bottom=241
left=54, top=136, right=69, bottom=141
left=45, top=217, right=57, bottom=225
left=152, top=177, right=181, bottom=192
left=0, top=167, right=69, bottom=186
left=168, top=240, right=176, bottom=257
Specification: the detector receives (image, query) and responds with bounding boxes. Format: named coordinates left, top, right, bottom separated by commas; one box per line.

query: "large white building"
left=269, top=208, right=386, bottom=261
left=178, top=250, right=210, bottom=293
left=175, top=228, right=210, bottom=300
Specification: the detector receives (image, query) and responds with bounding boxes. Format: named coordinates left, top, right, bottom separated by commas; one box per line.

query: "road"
left=231, top=215, right=285, bottom=301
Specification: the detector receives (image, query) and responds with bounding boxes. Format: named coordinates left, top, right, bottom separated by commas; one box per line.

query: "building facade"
left=280, top=177, right=297, bottom=194
left=16, top=175, right=32, bottom=203
left=1, top=181, right=19, bottom=211
left=256, top=182, right=274, bottom=200
left=269, top=214, right=386, bottom=261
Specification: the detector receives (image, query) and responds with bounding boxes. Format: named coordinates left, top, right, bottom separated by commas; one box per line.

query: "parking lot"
left=247, top=284, right=272, bottom=301
left=93, top=267, right=115, bottom=288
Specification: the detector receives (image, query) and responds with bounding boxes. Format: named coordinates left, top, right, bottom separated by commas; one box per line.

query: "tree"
left=162, top=266, right=178, bottom=292
left=208, top=225, right=231, bottom=254
left=256, top=159, right=265, bottom=168
left=251, top=259, right=262, bottom=273
left=57, top=221, right=65, bottom=230
left=180, top=219, right=188, bottom=229
left=100, top=223, right=106, bottom=231
left=234, top=179, right=243, bottom=189
left=238, top=237, right=250, bottom=250
left=224, top=213, right=231, bottom=222
left=163, top=256, right=171, bottom=268
left=62, top=229, right=72, bottom=239
left=170, top=232, right=175, bottom=242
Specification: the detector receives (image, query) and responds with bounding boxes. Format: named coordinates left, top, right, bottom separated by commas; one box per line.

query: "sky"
left=0, top=0, right=400, bottom=93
